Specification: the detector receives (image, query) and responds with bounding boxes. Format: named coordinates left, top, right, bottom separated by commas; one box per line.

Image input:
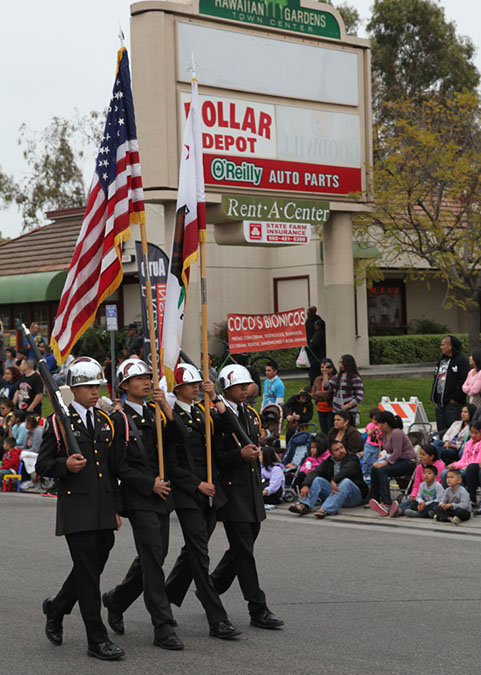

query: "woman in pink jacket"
left=440, top=421, right=481, bottom=487
left=462, top=350, right=481, bottom=406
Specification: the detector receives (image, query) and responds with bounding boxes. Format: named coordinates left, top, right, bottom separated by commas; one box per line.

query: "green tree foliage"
left=355, top=93, right=481, bottom=351
left=368, top=0, right=479, bottom=116
left=12, top=110, right=104, bottom=231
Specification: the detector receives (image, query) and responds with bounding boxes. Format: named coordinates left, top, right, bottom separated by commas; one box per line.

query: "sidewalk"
left=280, top=362, right=436, bottom=381
left=272, top=498, right=481, bottom=535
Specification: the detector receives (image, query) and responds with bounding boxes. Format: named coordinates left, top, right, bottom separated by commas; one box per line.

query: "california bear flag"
left=161, top=78, right=206, bottom=390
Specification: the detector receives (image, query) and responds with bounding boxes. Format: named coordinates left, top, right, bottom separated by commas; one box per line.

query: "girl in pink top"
left=297, top=437, right=329, bottom=486
left=439, top=422, right=481, bottom=488
left=397, top=444, right=445, bottom=515
left=462, top=350, right=481, bottom=404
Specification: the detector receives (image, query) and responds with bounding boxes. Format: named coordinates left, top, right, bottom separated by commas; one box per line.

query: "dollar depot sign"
left=181, top=92, right=362, bottom=196
left=198, top=0, right=341, bottom=39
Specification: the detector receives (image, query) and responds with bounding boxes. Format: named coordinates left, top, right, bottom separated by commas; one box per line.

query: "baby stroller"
left=260, top=403, right=284, bottom=443
left=282, top=423, right=318, bottom=503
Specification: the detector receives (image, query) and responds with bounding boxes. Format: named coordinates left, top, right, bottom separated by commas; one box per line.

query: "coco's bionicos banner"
left=228, top=308, right=307, bottom=353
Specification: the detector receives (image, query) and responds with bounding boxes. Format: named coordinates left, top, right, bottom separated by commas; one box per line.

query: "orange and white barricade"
left=378, top=397, right=430, bottom=432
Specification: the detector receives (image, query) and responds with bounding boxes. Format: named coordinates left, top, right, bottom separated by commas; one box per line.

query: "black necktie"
left=238, top=405, right=247, bottom=431
left=86, top=410, right=94, bottom=438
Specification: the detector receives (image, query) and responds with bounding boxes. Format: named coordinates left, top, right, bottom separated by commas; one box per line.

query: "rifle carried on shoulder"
left=22, top=324, right=82, bottom=457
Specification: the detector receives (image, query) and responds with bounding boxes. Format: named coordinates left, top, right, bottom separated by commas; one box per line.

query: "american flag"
left=51, top=48, right=145, bottom=364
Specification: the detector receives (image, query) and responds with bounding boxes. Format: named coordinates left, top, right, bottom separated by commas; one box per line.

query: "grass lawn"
left=266, top=377, right=435, bottom=429
left=40, top=378, right=435, bottom=430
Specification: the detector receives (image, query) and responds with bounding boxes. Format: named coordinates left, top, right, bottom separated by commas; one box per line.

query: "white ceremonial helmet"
left=218, top=364, right=253, bottom=391
left=173, top=363, right=203, bottom=389
left=116, top=358, right=152, bottom=387
left=66, top=357, right=107, bottom=387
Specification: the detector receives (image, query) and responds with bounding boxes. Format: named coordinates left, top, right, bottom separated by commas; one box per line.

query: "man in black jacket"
left=164, top=363, right=241, bottom=640
left=431, top=335, right=470, bottom=435
left=211, top=364, right=284, bottom=630
left=36, top=357, right=124, bottom=661
left=289, top=440, right=368, bottom=518
left=102, top=358, right=183, bottom=651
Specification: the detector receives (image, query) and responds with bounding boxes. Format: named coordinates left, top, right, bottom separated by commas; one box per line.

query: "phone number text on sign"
left=227, top=308, right=307, bottom=354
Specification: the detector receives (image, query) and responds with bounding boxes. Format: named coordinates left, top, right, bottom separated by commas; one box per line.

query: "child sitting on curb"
left=397, top=444, right=445, bottom=515
left=404, top=465, right=444, bottom=518
left=362, top=408, right=382, bottom=482
left=433, top=468, right=472, bottom=525
left=0, top=436, right=21, bottom=480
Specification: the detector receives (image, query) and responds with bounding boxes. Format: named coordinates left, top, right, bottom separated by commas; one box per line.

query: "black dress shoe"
left=250, top=609, right=284, bottom=629
left=87, top=639, right=125, bottom=660
left=153, top=632, right=184, bottom=650
left=209, top=620, right=242, bottom=639
left=102, top=593, right=124, bottom=635
left=474, top=507, right=481, bottom=517
left=42, top=597, right=63, bottom=646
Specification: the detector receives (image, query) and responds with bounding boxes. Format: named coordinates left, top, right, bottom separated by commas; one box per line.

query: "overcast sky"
left=2, top=0, right=481, bottom=238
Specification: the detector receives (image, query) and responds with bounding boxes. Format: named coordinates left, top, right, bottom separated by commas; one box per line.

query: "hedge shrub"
left=217, top=333, right=474, bottom=370
left=369, top=333, right=470, bottom=365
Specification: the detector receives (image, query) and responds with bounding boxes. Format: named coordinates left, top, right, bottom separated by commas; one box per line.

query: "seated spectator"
left=0, top=436, right=21, bottom=481
left=397, top=444, right=446, bottom=514
left=283, top=387, right=313, bottom=442
left=15, top=348, right=27, bottom=368
left=288, top=440, right=368, bottom=518
left=0, top=398, right=14, bottom=450
left=262, top=360, right=285, bottom=408
left=462, top=349, right=481, bottom=406
left=40, top=345, right=58, bottom=373
left=403, top=465, right=444, bottom=519
left=0, top=366, right=22, bottom=401
left=327, top=410, right=364, bottom=455
left=311, top=358, right=336, bottom=435
left=53, top=353, right=75, bottom=387
left=324, top=354, right=364, bottom=426
left=19, top=414, right=44, bottom=488
left=369, top=411, right=417, bottom=515
left=260, top=446, right=285, bottom=505
left=433, top=469, right=471, bottom=524
left=4, top=347, right=16, bottom=369
left=9, top=410, right=27, bottom=449
left=437, top=404, right=476, bottom=464
left=362, top=408, right=383, bottom=482
left=297, top=436, right=329, bottom=486
left=440, top=421, right=481, bottom=487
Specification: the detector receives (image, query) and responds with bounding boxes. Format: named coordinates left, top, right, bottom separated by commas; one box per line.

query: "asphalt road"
left=2, top=492, right=481, bottom=675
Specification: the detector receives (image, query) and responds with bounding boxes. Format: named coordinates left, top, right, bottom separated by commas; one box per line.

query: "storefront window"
left=367, top=281, right=406, bottom=335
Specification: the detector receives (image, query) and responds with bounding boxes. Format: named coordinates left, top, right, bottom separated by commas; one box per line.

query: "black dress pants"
left=107, top=510, right=173, bottom=639
left=211, top=521, right=267, bottom=615
left=53, top=529, right=115, bottom=644
left=166, top=505, right=227, bottom=625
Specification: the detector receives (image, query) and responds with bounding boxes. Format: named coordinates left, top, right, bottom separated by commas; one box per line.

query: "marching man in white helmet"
left=163, top=363, right=242, bottom=640
left=102, top=358, right=184, bottom=651
left=210, top=364, right=284, bottom=630
left=36, top=357, right=125, bottom=661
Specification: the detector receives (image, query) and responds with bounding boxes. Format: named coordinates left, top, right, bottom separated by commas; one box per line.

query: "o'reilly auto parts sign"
left=181, top=92, right=361, bottom=196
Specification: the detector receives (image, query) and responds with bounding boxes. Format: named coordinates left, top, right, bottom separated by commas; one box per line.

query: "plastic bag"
left=296, top=346, right=310, bottom=368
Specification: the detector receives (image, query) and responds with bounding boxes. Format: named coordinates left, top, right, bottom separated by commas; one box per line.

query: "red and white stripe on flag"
left=161, top=77, right=206, bottom=390
left=50, top=48, right=145, bottom=364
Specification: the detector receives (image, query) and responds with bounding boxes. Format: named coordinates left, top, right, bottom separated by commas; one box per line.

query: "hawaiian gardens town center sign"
left=130, top=0, right=372, bottom=227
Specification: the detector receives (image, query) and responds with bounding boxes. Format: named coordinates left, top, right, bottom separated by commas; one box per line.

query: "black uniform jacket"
left=110, top=401, right=174, bottom=516
left=36, top=405, right=121, bottom=537
left=165, top=401, right=226, bottom=511
left=214, top=403, right=265, bottom=524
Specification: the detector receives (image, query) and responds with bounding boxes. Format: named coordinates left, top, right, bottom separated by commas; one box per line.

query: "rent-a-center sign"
left=181, top=92, right=361, bottom=197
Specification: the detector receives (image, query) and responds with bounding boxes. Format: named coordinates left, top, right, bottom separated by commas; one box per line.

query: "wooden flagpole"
left=199, top=234, right=213, bottom=491
left=139, top=220, right=165, bottom=479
